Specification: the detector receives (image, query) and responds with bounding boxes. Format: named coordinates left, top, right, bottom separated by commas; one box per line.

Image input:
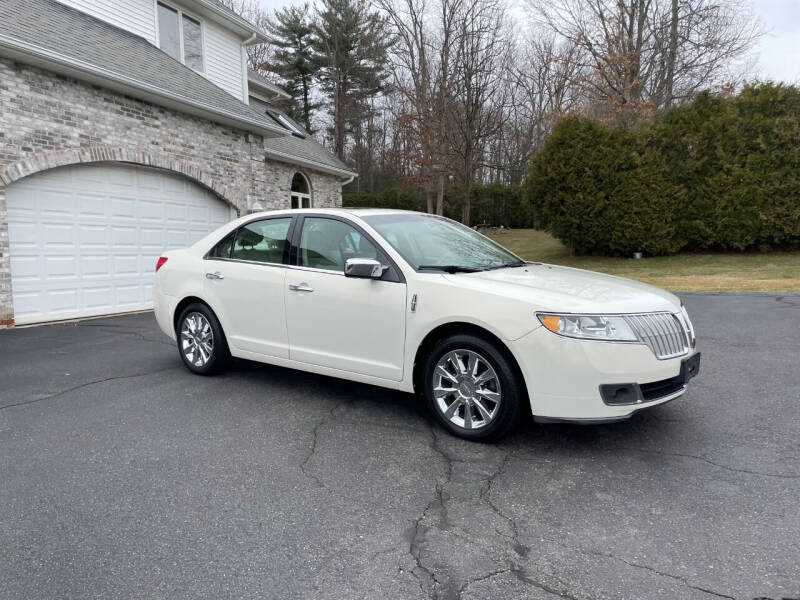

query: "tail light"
left=155, top=256, right=168, bottom=272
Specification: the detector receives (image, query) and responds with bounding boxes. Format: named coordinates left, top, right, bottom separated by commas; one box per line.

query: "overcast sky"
left=256, top=0, right=800, bottom=84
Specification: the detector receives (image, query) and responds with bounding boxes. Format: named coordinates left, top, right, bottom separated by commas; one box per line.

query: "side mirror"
left=344, top=258, right=385, bottom=279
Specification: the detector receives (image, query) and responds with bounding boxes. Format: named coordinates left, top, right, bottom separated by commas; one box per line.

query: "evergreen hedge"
left=524, top=83, right=800, bottom=255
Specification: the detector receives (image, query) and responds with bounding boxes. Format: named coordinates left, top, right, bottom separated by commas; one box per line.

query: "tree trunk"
left=425, top=188, right=433, bottom=213
left=436, top=172, right=444, bottom=215
left=302, top=75, right=312, bottom=132
left=665, top=0, right=679, bottom=107
left=334, top=80, right=346, bottom=159
left=461, top=180, right=471, bottom=225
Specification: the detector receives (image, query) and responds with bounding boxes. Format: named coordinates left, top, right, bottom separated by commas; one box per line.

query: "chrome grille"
left=624, top=313, right=689, bottom=360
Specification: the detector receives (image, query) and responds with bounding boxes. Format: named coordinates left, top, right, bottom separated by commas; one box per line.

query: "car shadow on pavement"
left=225, top=356, right=686, bottom=459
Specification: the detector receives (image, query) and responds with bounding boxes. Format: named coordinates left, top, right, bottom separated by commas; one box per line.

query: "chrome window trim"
left=203, top=256, right=288, bottom=269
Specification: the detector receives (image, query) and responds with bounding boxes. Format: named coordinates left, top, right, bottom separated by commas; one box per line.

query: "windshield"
left=362, top=213, right=523, bottom=272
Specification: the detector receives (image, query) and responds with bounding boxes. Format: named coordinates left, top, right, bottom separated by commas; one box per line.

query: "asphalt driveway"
left=1, top=293, right=798, bottom=600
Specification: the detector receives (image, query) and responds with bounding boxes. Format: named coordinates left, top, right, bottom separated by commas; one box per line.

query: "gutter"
left=190, top=0, right=273, bottom=44
left=0, top=34, right=287, bottom=139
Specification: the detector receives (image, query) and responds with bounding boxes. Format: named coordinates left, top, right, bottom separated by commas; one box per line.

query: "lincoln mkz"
left=153, top=209, right=700, bottom=441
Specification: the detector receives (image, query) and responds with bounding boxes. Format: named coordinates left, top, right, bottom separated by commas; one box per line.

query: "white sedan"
left=153, top=209, right=700, bottom=441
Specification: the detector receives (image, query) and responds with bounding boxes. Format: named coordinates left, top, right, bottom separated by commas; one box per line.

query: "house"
left=0, top=0, right=356, bottom=326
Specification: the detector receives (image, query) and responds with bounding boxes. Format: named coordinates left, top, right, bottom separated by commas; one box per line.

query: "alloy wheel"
left=180, top=312, right=214, bottom=367
left=432, top=349, right=502, bottom=430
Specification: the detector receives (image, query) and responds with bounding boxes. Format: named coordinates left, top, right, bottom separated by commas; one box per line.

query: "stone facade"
left=0, top=58, right=344, bottom=326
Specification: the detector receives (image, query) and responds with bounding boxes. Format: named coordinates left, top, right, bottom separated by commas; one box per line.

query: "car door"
left=284, top=215, right=407, bottom=381
left=203, top=216, right=293, bottom=358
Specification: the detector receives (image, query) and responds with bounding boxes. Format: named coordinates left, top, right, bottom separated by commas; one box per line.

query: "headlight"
left=536, top=313, right=639, bottom=342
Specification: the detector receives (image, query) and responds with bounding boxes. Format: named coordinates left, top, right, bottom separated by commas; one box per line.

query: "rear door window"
left=230, top=218, right=292, bottom=264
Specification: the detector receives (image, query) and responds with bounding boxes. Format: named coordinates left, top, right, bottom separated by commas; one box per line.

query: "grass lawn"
left=487, top=229, right=800, bottom=292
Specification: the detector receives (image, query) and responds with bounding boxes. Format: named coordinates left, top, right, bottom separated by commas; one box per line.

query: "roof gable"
left=0, top=0, right=285, bottom=137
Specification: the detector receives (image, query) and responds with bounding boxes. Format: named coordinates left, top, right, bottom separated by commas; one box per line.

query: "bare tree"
left=447, top=0, right=509, bottom=223
left=529, top=0, right=761, bottom=121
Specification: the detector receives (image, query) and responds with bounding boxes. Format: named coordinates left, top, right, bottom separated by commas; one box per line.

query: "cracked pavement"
left=0, top=293, right=798, bottom=599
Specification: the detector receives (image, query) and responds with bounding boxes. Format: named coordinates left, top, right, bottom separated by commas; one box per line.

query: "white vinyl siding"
left=204, top=20, right=246, bottom=100
left=55, top=0, right=157, bottom=43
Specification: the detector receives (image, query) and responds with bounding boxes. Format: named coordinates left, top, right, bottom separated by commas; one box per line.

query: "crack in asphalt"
left=299, top=398, right=353, bottom=489
left=457, top=567, right=579, bottom=600
left=480, top=450, right=529, bottom=557
left=775, top=296, right=800, bottom=308
left=544, top=536, right=735, bottom=599
left=406, top=432, right=580, bottom=600
left=612, top=446, right=800, bottom=479
left=0, top=367, right=179, bottom=411
left=74, top=322, right=175, bottom=346
left=406, top=427, right=455, bottom=598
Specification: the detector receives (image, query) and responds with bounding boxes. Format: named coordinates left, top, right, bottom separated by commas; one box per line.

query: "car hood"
left=443, top=263, right=681, bottom=314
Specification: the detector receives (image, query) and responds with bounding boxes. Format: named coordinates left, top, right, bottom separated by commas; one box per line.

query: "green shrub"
left=525, top=83, right=800, bottom=255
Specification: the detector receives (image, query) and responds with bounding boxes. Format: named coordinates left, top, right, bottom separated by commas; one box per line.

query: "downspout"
left=241, top=33, right=257, bottom=104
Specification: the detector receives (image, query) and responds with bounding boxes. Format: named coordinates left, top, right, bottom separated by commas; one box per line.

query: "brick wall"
left=0, top=58, right=344, bottom=325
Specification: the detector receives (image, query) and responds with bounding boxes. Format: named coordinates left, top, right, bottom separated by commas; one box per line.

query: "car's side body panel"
left=283, top=266, right=407, bottom=381
left=203, top=260, right=289, bottom=359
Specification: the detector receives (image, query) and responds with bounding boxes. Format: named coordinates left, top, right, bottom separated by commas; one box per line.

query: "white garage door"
left=7, top=163, right=235, bottom=325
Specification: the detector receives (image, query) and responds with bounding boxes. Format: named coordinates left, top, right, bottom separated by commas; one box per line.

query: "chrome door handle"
left=288, top=282, right=314, bottom=292
left=205, top=271, right=224, bottom=280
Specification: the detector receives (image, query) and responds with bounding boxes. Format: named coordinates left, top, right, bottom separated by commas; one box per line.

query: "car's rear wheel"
left=176, top=303, right=230, bottom=375
left=423, top=333, right=522, bottom=442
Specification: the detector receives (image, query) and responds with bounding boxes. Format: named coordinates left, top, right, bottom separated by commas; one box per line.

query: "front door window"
left=298, top=218, right=378, bottom=271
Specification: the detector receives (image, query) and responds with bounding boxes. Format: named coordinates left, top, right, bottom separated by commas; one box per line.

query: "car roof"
left=244, top=207, right=424, bottom=219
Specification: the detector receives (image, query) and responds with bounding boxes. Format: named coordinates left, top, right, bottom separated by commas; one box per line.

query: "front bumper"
left=509, top=326, right=700, bottom=422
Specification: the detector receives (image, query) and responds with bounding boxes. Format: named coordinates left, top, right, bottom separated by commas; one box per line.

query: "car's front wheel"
left=423, top=333, right=523, bottom=442
left=176, top=303, right=230, bottom=375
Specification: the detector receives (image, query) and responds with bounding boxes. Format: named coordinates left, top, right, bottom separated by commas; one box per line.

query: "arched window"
left=290, top=172, right=311, bottom=209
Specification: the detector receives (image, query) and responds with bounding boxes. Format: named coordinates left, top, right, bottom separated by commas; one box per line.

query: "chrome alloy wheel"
left=180, top=312, right=214, bottom=367
left=432, top=349, right=502, bottom=430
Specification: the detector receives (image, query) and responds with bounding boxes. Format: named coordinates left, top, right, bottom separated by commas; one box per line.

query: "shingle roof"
left=0, top=0, right=286, bottom=137
left=249, top=97, right=356, bottom=176
left=248, top=69, right=291, bottom=100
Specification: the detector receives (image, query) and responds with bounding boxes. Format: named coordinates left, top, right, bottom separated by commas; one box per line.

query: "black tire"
left=176, top=302, right=230, bottom=375
left=423, top=333, right=523, bottom=442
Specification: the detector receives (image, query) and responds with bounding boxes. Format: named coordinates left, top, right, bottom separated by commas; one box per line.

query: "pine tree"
left=265, top=4, right=320, bottom=132
left=313, top=0, right=392, bottom=160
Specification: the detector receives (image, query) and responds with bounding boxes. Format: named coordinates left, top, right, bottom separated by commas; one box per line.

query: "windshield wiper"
left=418, top=265, right=485, bottom=273
left=484, top=261, right=527, bottom=270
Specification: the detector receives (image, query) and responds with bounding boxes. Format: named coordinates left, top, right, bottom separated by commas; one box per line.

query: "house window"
left=157, top=2, right=204, bottom=72
left=290, top=172, right=311, bottom=209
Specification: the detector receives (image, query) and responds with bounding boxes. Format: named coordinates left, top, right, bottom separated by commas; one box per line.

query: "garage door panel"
left=9, top=255, right=41, bottom=280
left=112, top=254, right=139, bottom=275
left=42, top=222, right=75, bottom=245
left=8, top=163, right=234, bottom=324
left=47, top=289, right=80, bottom=313
left=82, top=285, right=114, bottom=309
left=111, top=226, right=138, bottom=248
left=79, top=224, right=109, bottom=247
left=76, top=194, right=108, bottom=218
left=140, top=199, right=165, bottom=222
left=81, top=255, right=110, bottom=277
left=115, top=284, right=143, bottom=306
left=40, top=190, right=74, bottom=216
left=110, top=197, right=138, bottom=221
left=7, top=220, right=38, bottom=245
left=44, top=256, right=78, bottom=279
